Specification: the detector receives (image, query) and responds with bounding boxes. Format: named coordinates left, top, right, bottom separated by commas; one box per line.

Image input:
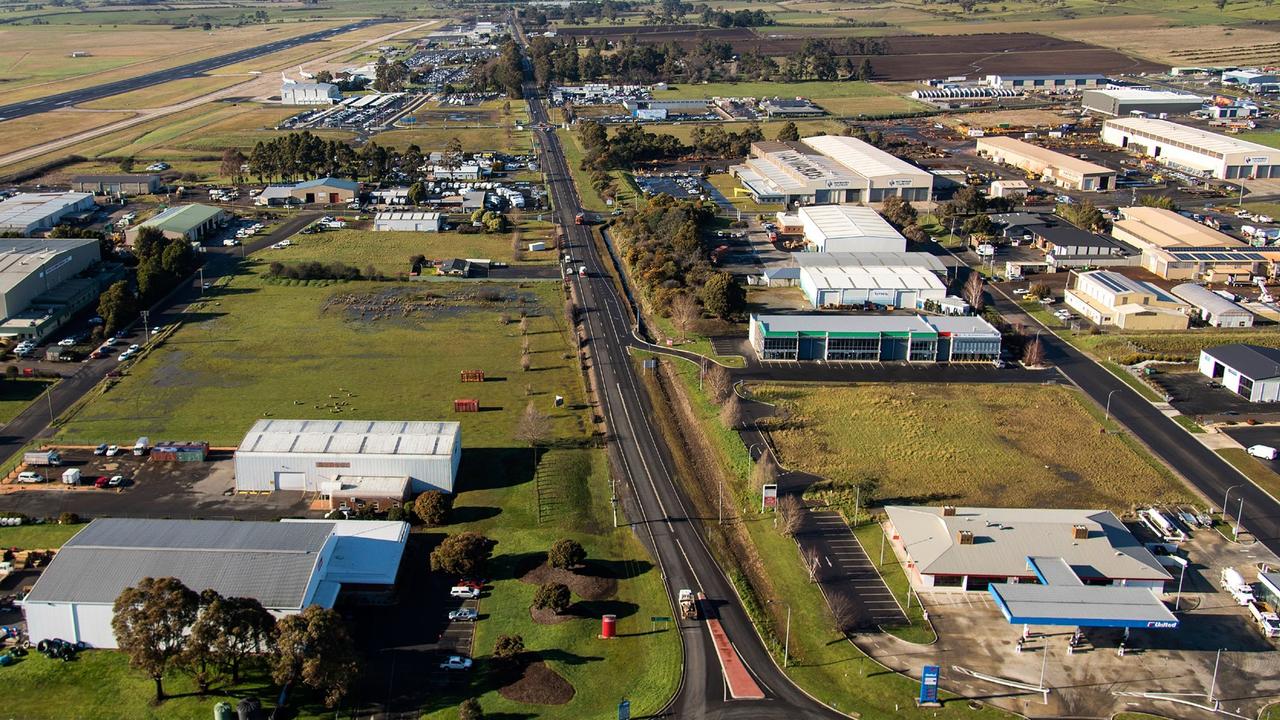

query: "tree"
left=720, top=391, right=744, bottom=429
left=1022, top=337, right=1046, bottom=367
left=533, top=582, right=572, bottom=614
left=777, top=494, right=804, bottom=536
left=699, top=272, right=743, bottom=319
left=703, top=362, right=733, bottom=404
left=962, top=271, right=985, bottom=311
left=493, top=634, right=525, bottom=662
left=753, top=453, right=778, bottom=489
left=414, top=490, right=453, bottom=526
left=119, top=156, right=135, bottom=173
left=459, top=698, right=484, bottom=720
left=1138, top=194, right=1177, bottom=211
left=187, top=594, right=275, bottom=687
left=219, top=148, right=246, bottom=184
left=880, top=195, right=917, bottom=229
left=961, top=213, right=994, bottom=238
left=670, top=293, right=701, bottom=337
left=1058, top=201, right=1107, bottom=232
left=854, top=58, right=873, bottom=81
left=548, top=538, right=586, bottom=570
left=775, top=121, right=800, bottom=142
left=97, top=280, right=136, bottom=336
left=271, top=605, right=358, bottom=709
left=430, top=531, right=495, bottom=576
left=406, top=182, right=426, bottom=206
left=514, top=401, right=550, bottom=463
left=112, top=577, right=200, bottom=702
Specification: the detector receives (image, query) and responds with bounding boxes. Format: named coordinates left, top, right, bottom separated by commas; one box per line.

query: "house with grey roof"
left=21, top=517, right=408, bottom=648
left=884, top=506, right=1170, bottom=593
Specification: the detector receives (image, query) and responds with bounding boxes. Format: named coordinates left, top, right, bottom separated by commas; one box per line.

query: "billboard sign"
left=919, top=665, right=940, bottom=705
left=1245, top=156, right=1270, bottom=165
left=762, top=484, right=778, bottom=511
left=889, top=178, right=915, bottom=187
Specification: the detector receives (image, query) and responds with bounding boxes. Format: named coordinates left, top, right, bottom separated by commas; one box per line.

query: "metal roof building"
left=976, top=136, right=1116, bottom=191
left=21, top=518, right=409, bottom=648
left=374, top=211, right=444, bottom=232
left=884, top=506, right=1170, bottom=593
left=797, top=205, right=906, bottom=253
left=234, top=419, right=462, bottom=494
left=1064, top=270, right=1189, bottom=330
left=1170, top=283, right=1254, bottom=328
left=130, top=203, right=226, bottom=244
left=0, top=237, right=100, bottom=322
left=1081, top=88, right=1204, bottom=117
left=748, top=313, right=1000, bottom=363
left=1199, top=344, right=1280, bottom=403
left=281, top=81, right=342, bottom=105
left=1111, top=206, right=1275, bottom=282
left=729, top=137, right=933, bottom=206
left=799, top=264, right=946, bottom=309
left=0, top=192, right=96, bottom=235
left=792, top=251, right=948, bottom=274
left=1101, top=117, right=1279, bottom=179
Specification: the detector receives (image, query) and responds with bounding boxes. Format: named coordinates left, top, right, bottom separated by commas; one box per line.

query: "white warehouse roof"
left=792, top=251, right=947, bottom=273
left=1089, top=88, right=1203, bottom=103
left=1171, top=283, right=1252, bottom=317
left=375, top=211, right=442, bottom=221
left=1103, top=117, right=1274, bottom=156
left=238, top=419, right=460, bottom=457
left=800, top=135, right=932, bottom=181
left=798, top=205, right=906, bottom=248
left=0, top=192, right=93, bottom=231
left=800, top=264, right=945, bottom=292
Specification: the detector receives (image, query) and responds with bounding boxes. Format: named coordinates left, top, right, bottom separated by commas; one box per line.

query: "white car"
left=439, top=656, right=472, bottom=671
left=58, top=338, right=76, bottom=347
left=105, top=445, right=120, bottom=456
left=450, top=586, right=480, bottom=599
left=117, top=351, right=133, bottom=362
left=1012, top=288, right=1029, bottom=296
left=128, top=344, right=140, bottom=352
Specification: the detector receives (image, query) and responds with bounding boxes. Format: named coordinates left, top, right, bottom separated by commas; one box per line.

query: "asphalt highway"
left=993, top=293, right=1280, bottom=554
left=0, top=19, right=382, bottom=122
left=514, top=31, right=843, bottom=720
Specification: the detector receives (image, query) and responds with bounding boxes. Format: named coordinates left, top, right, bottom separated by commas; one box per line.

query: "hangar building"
left=234, top=419, right=461, bottom=494
left=374, top=211, right=444, bottom=232
left=127, top=204, right=226, bottom=245
left=1101, top=117, right=1278, bottom=179
left=1081, top=88, right=1204, bottom=117
left=22, top=518, right=408, bottom=648
left=281, top=81, right=342, bottom=105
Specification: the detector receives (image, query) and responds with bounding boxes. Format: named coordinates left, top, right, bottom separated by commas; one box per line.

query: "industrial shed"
left=748, top=314, right=1000, bottom=363
left=281, top=81, right=342, bottom=105
left=127, top=204, right=225, bottom=244
left=22, top=518, right=408, bottom=648
left=374, top=211, right=443, bottom=232
left=797, top=205, right=906, bottom=253
left=1081, top=88, right=1204, bottom=117
left=70, top=174, right=161, bottom=195
left=1170, top=283, right=1254, bottom=328
left=799, top=264, right=946, bottom=309
left=1199, top=344, right=1280, bottom=403
left=1101, top=117, right=1278, bottom=180
left=234, top=419, right=461, bottom=494
left=0, top=192, right=96, bottom=235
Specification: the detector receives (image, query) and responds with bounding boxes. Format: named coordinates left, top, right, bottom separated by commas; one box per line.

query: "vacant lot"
left=754, top=383, right=1189, bottom=511
left=654, top=80, right=926, bottom=117
left=0, top=378, right=54, bottom=424
left=0, top=521, right=81, bottom=549
left=1072, top=329, right=1280, bottom=364
left=58, top=268, right=587, bottom=447
left=279, top=224, right=556, bottom=274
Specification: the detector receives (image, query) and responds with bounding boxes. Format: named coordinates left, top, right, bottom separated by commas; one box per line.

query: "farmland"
left=753, top=382, right=1189, bottom=512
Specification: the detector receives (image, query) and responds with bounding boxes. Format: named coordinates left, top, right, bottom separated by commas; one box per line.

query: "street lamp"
left=767, top=599, right=791, bottom=668
left=1223, top=484, right=1243, bottom=525
left=1104, top=389, right=1119, bottom=422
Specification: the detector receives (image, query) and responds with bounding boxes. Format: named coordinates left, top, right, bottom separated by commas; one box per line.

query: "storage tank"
left=600, top=614, right=617, bottom=639
left=213, top=702, right=234, bottom=720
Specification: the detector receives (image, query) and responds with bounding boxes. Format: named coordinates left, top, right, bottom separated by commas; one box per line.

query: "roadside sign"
left=650, top=616, right=671, bottom=623
left=919, top=665, right=940, bottom=705
left=762, top=484, right=778, bottom=511
left=618, top=698, right=631, bottom=720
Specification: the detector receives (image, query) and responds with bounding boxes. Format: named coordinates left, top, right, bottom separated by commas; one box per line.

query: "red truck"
left=574, top=212, right=586, bottom=225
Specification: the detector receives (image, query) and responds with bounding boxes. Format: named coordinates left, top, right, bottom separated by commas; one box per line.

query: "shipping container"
left=150, top=442, right=208, bottom=462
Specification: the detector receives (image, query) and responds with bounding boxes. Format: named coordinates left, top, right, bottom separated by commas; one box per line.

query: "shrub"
left=547, top=538, right=586, bottom=570
left=57, top=512, right=80, bottom=526
left=532, top=582, right=571, bottom=614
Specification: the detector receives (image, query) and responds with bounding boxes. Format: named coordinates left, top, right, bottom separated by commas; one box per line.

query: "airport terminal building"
left=730, top=136, right=933, bottom=206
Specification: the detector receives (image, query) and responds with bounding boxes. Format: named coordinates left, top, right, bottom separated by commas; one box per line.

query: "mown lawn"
left=0, top=521, right=83, bottom=549
left=57, top=267, right=588, bottom=446
left=753, top=383, right=1190, bottom=512
left=0, top=378, right=55, bottom=424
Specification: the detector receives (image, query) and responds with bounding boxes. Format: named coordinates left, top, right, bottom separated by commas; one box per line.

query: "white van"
left=1248, top=445, right=1278, bottom=461
left=450, top=586, right=480, bottom=599
left=17, top=471, right=44, bottom=483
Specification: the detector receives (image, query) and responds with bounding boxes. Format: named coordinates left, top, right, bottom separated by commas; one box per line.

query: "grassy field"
left=753, top=383, right=1190, bottom=511
left=652, top=80, right=929, bottom=118
left=0, top=521, right=82, bottom=549
left=630, top=118, right=847, bottom=146
left=1237, top=131, right=1280, bottom=149
left=278, top=224, right=556, bottom=274
left=1218, top=447, right=1280, bottom=502
left=0, top=109, right=135, bottom=158
left=705, top=173, right=784, bottom=216
left=0, top=378, right=54, bottom=424
left=1070, top=329, right=1280, bottom=364
left=57, top=268, right=587, bottom=446
left=78, top=75, right=251, bottom=111
left=376, top=125, right=534, bottom=155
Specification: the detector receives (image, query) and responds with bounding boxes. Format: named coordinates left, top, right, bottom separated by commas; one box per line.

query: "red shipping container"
left=454, top=399, right=478, bottom=413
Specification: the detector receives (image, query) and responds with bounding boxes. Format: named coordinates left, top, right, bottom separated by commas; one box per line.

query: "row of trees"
left=112, top=577, right=355, bottom=706
left=245, top=132, right=473, bottom=185
left=96, top=225, right=198, bottom=336
left=576, top=120, right=684, bottom=170
left=521, top=0, right=639, bottom=26
left=472, top=41, right=526, bottom=99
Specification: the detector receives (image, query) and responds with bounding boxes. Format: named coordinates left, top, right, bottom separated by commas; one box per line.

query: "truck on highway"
left=678, top=588, right=698, bottom=620
left=575, top=212, right=586, bottom=226
left=23, top=450, right=61, bottom=467
left=1222, top=568, right=1256, bottom=606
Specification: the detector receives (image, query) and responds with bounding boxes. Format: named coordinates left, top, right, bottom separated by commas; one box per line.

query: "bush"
left=414, top=491, right=453, bottom=526
left=266, top=261, right=362, bottom=281
left=386, top=505, right=407, bottom=522
left=57, top=512, right=80, bottom=526
left=547, top=538, right=586, bottom=570
left=532, top=582, right=571, bottom=614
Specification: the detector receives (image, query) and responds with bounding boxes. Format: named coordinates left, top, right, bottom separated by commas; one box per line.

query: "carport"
left=988, top=556, right=1179, bottom=631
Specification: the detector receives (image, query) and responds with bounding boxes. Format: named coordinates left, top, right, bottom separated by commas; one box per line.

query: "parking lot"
left=1159, top=370, right=1280, bottom=422
left=1222, top=426, right=1280, bottom=475
left=859, top=518, right=1280, bottom=719
left=0, top=448, right=312, bottom=520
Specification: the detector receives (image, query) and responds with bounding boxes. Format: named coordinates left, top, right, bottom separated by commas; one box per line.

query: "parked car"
left=108, top=475, right=125, bottom=487
left=93, top=476, right=110, bottom=489
left=93, top=443, right=108, bottom=455
left=449, top=586, right=480, bottom=599
left=439, top=655, right=473, bottom=671
left=457, top=578, right=486, bottom=590
left=448, top=608, right=478, bottom=622
left=17, top=471, right=45, bottom=483
left=105, top=445, right=120, bottom=456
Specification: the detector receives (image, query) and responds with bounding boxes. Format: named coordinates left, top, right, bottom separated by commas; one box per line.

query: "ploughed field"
left=556, top=27, right=1165, bottom=80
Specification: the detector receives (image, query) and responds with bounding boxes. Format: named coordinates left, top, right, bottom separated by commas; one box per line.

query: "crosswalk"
left=799, top=509, right=908, bottom=629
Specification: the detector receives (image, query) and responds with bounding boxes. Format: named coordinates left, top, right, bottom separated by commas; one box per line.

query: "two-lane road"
left=0, top=20, right=382, bottom=122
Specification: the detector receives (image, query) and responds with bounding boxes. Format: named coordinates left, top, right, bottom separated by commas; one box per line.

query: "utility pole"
left=140, top=310, right=150, bottom=341
left=1235, top=497, right=1245, bottom=538
left=45, top=385, right=54, bottom=424
left=1207, top=647, right=1222, bottom=706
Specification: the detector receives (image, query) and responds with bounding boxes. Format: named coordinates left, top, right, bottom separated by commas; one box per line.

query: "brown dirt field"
left=518, top=558, right=618, bottom=601
left=498, top=659, right=575, bottom=705
left=529, top=605, right=573, bottom=625
left=561, top=27, right=1163, bottom=80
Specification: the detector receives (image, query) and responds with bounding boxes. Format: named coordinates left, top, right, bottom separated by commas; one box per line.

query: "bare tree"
left=802, top=547, right=821, bottom=583
left=827, top=591, right=859, bottom=635
left=753, top=453, right=779, bottom=488
left=962, top=271, right=985, bottom=310
left=704, top=363, right=733, bottom=404
left=1022, top=337, right=1046, bottom=367
left=777, top=494, right=804, bottom=536
left=720, top=392, right=744, bottom=429
left=515, top=401, right=550, bottom=465
left=520, top=353, right=531, bottom=372
left=670, top=293, right=701, bottom=338
left=519, top=317, right=530, bottom=335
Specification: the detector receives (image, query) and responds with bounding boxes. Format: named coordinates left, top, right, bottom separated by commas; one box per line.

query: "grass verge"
left=1217, top=447, right=1280, bottom=502
left=851, top=521, right=935, bottom=644
left=0, top=521, right=83, bottom=549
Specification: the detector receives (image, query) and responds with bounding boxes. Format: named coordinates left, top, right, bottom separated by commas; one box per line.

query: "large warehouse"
left=374, top=211, right=443, bottom=232
left=1064, top=270, right=1189, bottom=330
left=22, top=518, right=408, bottom=648
left=985, top=73, right=1106, bottom=91
left=1170, top=283, right=1254, bottom=328
left=884, top=506, right=1171, bottom=593
left=1110, top=206, right=1274, bottom=282
left=976, top=136, right=1116, bottom=191
left=799, top=264, right=946, bottom=309
left=0, top=192, right=96, bottom=235
left=797, top=205, right=906, bottom=253
left=748, top=314, right=1001, bottom=363
left=1101, top=117, right=1278, bottom=179
left=0, top=238, right=101, bottom=322
left=730, top=136, right=933, bottom=206
left=1199, top=344, right=1280, bottom=403
left=234, top=419, right=462, bottom=494
left=281, top=81, right=342, bottom=105
left=1081, top=88, right=1204, bottom=117
left=70, top=174, right=161, bottom=195
left=127, top=204, right=226, bottom=245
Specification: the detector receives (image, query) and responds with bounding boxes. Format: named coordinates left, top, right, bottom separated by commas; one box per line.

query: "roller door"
left=275, top=471, right=306, bottom=490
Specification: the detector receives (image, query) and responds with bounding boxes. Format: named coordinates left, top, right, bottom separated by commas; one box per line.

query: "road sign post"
left=918, top=665, right=941, bottom=707
left=762, top=484, right=778, bottom=512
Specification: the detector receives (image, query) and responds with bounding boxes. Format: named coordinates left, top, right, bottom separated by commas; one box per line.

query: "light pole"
left=1104, top=389, right=1119, bottom=422
left=1173, top=555, right=1188, bottom=611
left=1223, top=484, right=1243, bottom=531
left=768, top=600, right=791, bottom=668
left=1235, top=496, right=1245, bottom=538
left=1207, top=647, right=1223, bottom=706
